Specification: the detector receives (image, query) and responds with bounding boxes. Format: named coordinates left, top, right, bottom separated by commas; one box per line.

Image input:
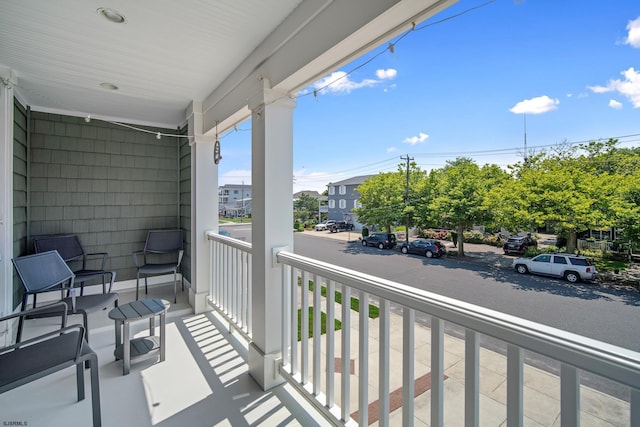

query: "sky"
left=217, top=0, right=640, bottom=194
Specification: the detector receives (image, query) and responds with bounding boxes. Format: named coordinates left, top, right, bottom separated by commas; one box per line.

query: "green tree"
left=294, top=193, right=321, bottom=225
left=354, top=163, right=425, bottom=233
left=417, top=158, right=508, bottom=256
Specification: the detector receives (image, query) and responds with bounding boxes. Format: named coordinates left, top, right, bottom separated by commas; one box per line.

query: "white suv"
left=512, top=254, right=597, bottom=283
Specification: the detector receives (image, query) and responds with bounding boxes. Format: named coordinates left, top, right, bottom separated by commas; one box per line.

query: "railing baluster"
left=465, top=330, right=479, bottom=427
left=246, top=252, right=252, bottom=336
left=378, top=299, right=390, bottom=427
left=282, top=264, right=291, bottom=368
left=290, top=267, right=299, bottom=374
left=631, top=388, right=640, bottom=427
left=326, top=280, right=335, bottom=408
left=431, top=317, right=444, bottom=427
left=507, top=344, right=524, bottom=427
left=403, top=308, right=415, bottom=427
left=358, top=291, right=369, bottom=427
left=301, top=271, right=310, bottom=384
left=341, top=284, right=351, bottom=422
left=560, top=363, right=580, bottom=426
left=313, top=274, right=321, bottom=395
left=240, top=251, right=247, bottom=328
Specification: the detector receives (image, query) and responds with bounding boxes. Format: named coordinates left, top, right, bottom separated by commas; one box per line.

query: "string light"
left=85, top=115, right=91, bottom=123
left=156, top=132, right=162, bottom=140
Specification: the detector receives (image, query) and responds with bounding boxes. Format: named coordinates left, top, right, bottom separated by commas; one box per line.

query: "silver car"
left=512, top=254, right=597, bottom=283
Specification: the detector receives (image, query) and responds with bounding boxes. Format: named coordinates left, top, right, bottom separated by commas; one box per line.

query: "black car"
left=502, top=235, right=537, bottom=255
left=362, top=232, right=397, bottom=249
left=329, top=220, right=354, bottom=233
left=400, top=239, right=446, bottom=258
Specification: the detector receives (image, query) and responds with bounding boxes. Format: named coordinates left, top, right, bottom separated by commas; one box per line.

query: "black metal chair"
left=132, top=229, right=184, bottom=303
left=12, top=251, right=119, bottom=343
left=33, top=234, right=116, bottom=295
left=0, top=302, right=102, bottom=427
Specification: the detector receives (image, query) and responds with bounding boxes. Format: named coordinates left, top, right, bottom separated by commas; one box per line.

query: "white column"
left=248, top=79, right=295, bottom=390
left=188, top=101, right=218, bottom=314
left=0, top=69, right=16, bottom=334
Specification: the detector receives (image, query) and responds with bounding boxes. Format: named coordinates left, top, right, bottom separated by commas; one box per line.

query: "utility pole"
left=400, top=154, right=413, bottom=244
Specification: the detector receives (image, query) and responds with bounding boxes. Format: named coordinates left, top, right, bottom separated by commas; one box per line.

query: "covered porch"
left=1, top=0, right=639, bottom=426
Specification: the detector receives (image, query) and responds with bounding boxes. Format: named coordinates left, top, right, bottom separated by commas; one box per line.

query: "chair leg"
left=88, top=353, right=102, bottom=427
left=76, top=362, right=86, bottom=401
left=82, top=311, right=90, bottom=343
left=136, top=274, right=140, bottom=300
left=173, top=271, right=177, bottom=303
left=17, top=296, right=29, bottom=342
left=145, top=277, right=148, bottom=294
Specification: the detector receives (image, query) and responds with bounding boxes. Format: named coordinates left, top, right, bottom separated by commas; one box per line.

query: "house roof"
left=293, top=190, right=321, bottom=199
left=329, top=175, right=376, bottom=187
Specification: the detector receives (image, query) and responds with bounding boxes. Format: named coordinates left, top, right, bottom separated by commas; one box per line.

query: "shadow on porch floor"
left=0, top=284, right=330, bottom=427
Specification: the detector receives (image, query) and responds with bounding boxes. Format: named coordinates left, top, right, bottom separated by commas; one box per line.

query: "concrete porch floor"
left=0, top=283, right=331, bottom=427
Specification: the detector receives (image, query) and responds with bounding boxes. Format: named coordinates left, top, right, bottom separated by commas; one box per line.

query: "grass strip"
left=303, top=279, right=380, bottom=319
left=298, top=307, right=342, bottom=341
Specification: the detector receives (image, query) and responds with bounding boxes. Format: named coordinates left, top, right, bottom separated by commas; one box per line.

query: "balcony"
left=1, top=233, right=638, bottom=426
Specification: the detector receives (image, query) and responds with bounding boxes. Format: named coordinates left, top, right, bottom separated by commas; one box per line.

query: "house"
left=327, top=175, right=375, bottom=229
left=218, top=184, right=252, bottom=217
left=0, top=1, right=637, bottom=426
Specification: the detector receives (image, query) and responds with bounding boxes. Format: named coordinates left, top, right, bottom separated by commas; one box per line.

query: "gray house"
left=327, top=175, right=374, bottom=229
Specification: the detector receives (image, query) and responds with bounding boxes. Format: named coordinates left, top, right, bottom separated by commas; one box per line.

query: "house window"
left=339, top=185, right=346, bottom=195
left=234, top=190, right=239, bottom=194
left=328, top=186, right=335, bottom=195
left=339, top=199, right=346, bottom=209
left=328, top=200, right=335, bottom=209
left=354, top=199, right=362, bottom=209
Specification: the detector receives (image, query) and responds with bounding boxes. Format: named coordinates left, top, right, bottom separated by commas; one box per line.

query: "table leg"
left=150, top=314, right=155, bottom=336
left=114, top=320, right=122, bottom=361
left=123, top=321, right=130, bottom=375
left=160, top=312, right=166, bottom=362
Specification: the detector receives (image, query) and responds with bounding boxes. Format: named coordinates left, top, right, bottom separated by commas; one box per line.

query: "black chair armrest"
left=0, top=302, right=69, bottom=328
left=84, top=252, right=109, bottom=270
left=1, top=324, right=85, bottom=362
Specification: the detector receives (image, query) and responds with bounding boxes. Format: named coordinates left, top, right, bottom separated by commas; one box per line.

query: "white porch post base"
left=189, top=287, right=211, bottom=314
left=249, top=342, right=285, bottom=390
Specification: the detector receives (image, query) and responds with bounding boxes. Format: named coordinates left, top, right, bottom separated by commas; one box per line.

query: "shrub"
left=464, top=230, right=484, bottom=244
left=362, top=227, right=369, bottom=237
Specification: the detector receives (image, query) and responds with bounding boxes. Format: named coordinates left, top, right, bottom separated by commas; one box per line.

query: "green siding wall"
left=27, top=111, right=188, bottom=286
left=12, top=100, right=28, bottom=308
left=179, top=125, right=191, bottom=283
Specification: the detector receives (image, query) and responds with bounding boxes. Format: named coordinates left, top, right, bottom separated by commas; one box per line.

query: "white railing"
left=207, top=232, right=252, bottom=340
left=206, top=234, right=640, bottom=426
left=276, top=250, right=640, bottom=427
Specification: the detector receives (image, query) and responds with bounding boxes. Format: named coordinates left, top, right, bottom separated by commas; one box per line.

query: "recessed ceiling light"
left=100, top=82, right=119, bottom=90
left=97, top=7, right=126, bottom=24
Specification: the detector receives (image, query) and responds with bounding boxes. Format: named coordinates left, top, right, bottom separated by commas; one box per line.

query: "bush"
left=464, top=230, right=484, bottom=244
left=362, top=227, right=369, bottom=237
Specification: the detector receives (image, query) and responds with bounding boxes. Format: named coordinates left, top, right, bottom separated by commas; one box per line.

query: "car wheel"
left=401, top=246, right=408, bottom=254
left=378, top=243, right=384, bottom=249
left=425, top=250, right=433, bottom=258
left=515, top=264, right=528, bottom=274
left=362, top=240, right=367, bottom=246
left=565, top=271, right=580, bottom=283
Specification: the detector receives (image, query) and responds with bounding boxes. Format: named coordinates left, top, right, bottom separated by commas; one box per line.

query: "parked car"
left=218, top=229, right=231, bottom=237
left=400, top=239, right=446, bottom=258
left=362, top=232, right=397, bottom=249
left=314, top=220, right=335, bottom=231
left=512, top=253, right=597, bottom=283
left=329, top=221, right=354, bottom=233
left=503, top=235, right=537, bottom=255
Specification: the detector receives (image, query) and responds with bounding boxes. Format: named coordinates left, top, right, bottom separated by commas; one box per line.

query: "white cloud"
left=387, top=146, right=398, bottom=153
left=625, top=16, right=640, bottom=48
left=509, top=95, right=559, bottom=114
left=312, top=68, right=397, bottom=95
left=588, top=67, right=640, bottom=108
left=609, top=99, right=623, bottom=109
left=376, top=69, right=397, bottom=79
left=403, top=132, right=429, bottom=145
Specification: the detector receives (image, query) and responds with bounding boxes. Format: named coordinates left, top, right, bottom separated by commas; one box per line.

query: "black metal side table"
left=108, top=299, right=169, bottom=375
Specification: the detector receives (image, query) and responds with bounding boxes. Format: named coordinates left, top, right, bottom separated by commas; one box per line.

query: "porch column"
left=0, top=68, right=15, bottom=327
left=248, top=79, right=295, bottom=390
left=188, top=101, right=218, bottom=314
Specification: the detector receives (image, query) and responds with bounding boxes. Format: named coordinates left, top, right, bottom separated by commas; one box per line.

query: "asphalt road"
left=221, top=224, right=640, bottom=399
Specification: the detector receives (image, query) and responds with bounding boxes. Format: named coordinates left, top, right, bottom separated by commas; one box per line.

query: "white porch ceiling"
left=0, top=0, right=456, bottom=131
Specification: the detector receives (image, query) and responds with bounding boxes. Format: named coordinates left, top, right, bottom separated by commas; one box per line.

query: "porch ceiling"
left=0, top=0, right=457, bottom=131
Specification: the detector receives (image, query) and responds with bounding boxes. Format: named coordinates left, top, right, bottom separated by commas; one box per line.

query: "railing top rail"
left=207, top=231, right=253, bottom=252
left=276, top=250, right=640, bottom=389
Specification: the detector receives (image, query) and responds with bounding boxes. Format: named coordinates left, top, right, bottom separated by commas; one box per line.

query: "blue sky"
left=218, top=0, right=640, bottom=193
